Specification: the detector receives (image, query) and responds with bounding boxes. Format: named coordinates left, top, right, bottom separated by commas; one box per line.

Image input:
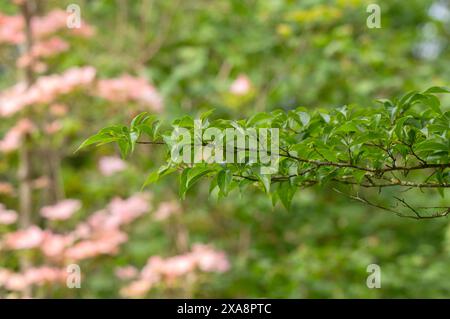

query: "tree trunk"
left=18, top=0, right=36, bottom=297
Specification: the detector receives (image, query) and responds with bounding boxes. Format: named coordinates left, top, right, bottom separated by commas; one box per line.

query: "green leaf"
left=217, top=169, right=233, bottom=195
left=298, top=112, right=310, bottom=126
left=256, top=172, right=271, bottom=194
left=117, top=139, right=131, bottom=158
left=75, top=133, right=112, bottom=153
left=320, top=113, right=331, bottom=124
left=131, top=112, right=150, bottom=128
left=423, top=86, right=450, bottom=94
left=200, top=109, right=215, bottom=121
left=277, top=181, right=297, bottom=210
left=423, top=94, right=441, bottom=114
left=179, top=168, right=190, bottom=199
left=414, top=140, right=448, bottom=153
left=142, top=170, right=159, bottom=189
left=187, top=166, right=212, bottom=189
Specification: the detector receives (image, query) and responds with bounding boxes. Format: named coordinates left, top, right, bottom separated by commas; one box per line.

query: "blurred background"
left=0, top=0, right=449, bottom=298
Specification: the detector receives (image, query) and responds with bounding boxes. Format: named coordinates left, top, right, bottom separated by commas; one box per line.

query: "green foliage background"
left=1, top=0, right=450, bottom=298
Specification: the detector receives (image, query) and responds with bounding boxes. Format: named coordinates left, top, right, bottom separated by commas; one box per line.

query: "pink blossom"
left=108, top=193, right=151, bottom=225
left=120, top=279, right=153, bottom=298
left=153, top=201, right=181, bottom=221
left=4, top=226, right=45, bottom=250
left=40, top=199, right=81, bottom=221
left=17, top=37, right=69, bottom=68
left=0, top=204, right=18, bottom=225
left=141, top=256, right=165, bottom=280
left=86, top=209, right=110, bottom=230
left=0, top=267, right=65, bottom=291
left=0, top=67, right=96, bottom=117
left=191, top=244, right=230, bottom=273
left=96, top=75, right=163, bottom=112
left=98, top=156, right=127, bottom=176
left=162, top=254, right=197, bottom=278
left=0, top=10, right=93, bottom=46
left=31, top=10, right=68, bottom=38
left=44, top=120, right=62, bottom=135
left=41, top=232, right=75, bottom=258
left=72, top=23, right=95, bottom=38
left=115, top=266, right=139, bottom=280
left=49, top=103, right=68, bottom=117
left=63, top=241, right=98, bottom=261
left=3, top=273, right=28, bottom=291
left=0, top=268, right=12, bottom=286
left=0, top=14, right=24, bottom=44
left=87, top=193, right=151, bottom=231
left=72, top=222, right=92, bottom=239
left=0, top=119, right=35, bottom=153
left=31, top=10, right=94, bottom=40
left=24, top=266, right=65, bottom=285
left=230, top=74, right=252, bottom=95
left=64, top=230, right=128, bottom=261
left=118, top=244, right=230, bottom=296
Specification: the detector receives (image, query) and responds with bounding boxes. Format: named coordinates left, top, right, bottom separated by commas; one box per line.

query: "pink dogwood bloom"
left=191, top=244, right=230, bottom=273
left=0, top=204, right=18, bottom=225
left=41, top=232, right=75, bottom=258
left=119, top=244, right=230, bottom=297
left=0, top=119, right=35, bottom=153
left=24, top=266, right=66, bottom=286
left=96, top=75, right=163, bottom=112
left=0, top=14, right=24, bottom=44
left=98, top=156, right=127, bottom=176
left=4, top=226, right=45, bottom=250
left=0, top=67, right=96, bottom=116
left=0, top=266, right=66, bottom=292
left=40, top=199, right=81, bottom=221
left=0, top=9, right=93, bottom=45
left=230, top=74, right=252, bottom=95
left=17, top=37, right=69, bottom=69
left=120, top=279, right=153, bottom=298
left=153, top=201, right=181, bottom=221
left=115, top=266, right=139, bottom=280
left=64, top=229, right=128, bottom=261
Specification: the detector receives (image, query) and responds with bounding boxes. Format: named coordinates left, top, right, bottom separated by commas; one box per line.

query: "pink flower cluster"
left=0, top=204, right=18, bottom=225
left=230, top=74, right=252, bottom=95
left=0, top=193, right=151, bottom=294
left=61, top=193, right=151, bottom=261
left=153, top=201, right=181, bottom=221
left=0, top=10, right=93, bottom=45
left=0, top=66, right=96, bottom=116
left=96, top=75, right=163, bottom=112
left=40, top=199, right=81, bottom=221
left=17, top=37, right=69, bottom=69
left=0, top=266, right=66, bottom=292
left=87, top=193, right=151, bottom=231
left=120, top=244, right=230, bottom=297
left=0, top=118, right=35, bottom=153
left=32, top=9, right=94, bottom=39
left=0, top=13, right=23, bottom=44
left=3, top=225, right=45, bottom=250
left=98, top=156, right=127, bottom=176
left=64, top=229, right=128, bottom=261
